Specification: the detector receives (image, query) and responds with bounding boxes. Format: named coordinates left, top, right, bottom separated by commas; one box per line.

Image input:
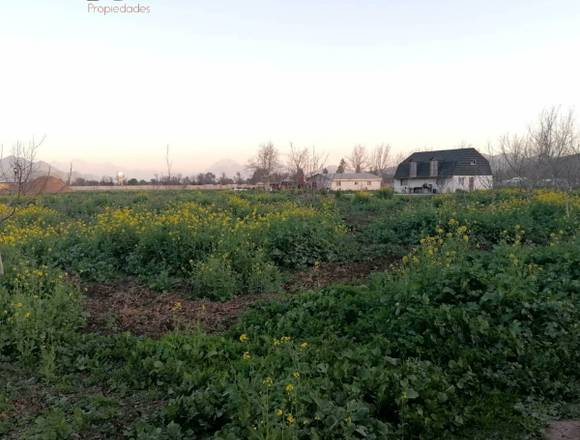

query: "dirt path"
left=545, top=421, right=580, bottom=440
left=82, top=258, right=394, bottom=337
left=84, top=280, right=283, bottom=337
left=284, top=257, right=394, bottom=292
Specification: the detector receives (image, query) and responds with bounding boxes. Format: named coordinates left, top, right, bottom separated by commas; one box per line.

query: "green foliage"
left=376, top=187, right=394, bottom=199
left=189, top=255, right=238, bottom=301
left=1, top=188, right=579, bottom=439
left=1, top=191, right=344, bottom=298
left=0, top=262, right=83, bottom=366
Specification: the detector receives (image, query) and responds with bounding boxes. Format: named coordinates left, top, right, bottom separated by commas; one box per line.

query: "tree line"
left=246, top=142, right=395, bottom=186
left=492, top=106, right=580, bottom=188
left=71, top=143, right=396, bottom=187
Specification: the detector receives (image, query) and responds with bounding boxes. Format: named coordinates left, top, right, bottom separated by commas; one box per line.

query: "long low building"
left=309, top=172, right=383, bottom=191
left=394, top=148, right=493, bottom=193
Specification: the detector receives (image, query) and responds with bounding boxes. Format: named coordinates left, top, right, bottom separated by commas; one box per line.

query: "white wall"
left=331, top=179, right=382, bottom=191
left=394, top=177, right=443, bottom=193
left=394, top=175, right=493, bottom=193
left=447, top=175, right=493, bottom=192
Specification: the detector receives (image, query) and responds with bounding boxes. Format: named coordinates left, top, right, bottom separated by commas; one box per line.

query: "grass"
left=0, top=188, right=579, bottom=439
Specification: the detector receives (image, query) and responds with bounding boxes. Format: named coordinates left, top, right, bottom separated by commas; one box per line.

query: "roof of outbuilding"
left=394, top=148, right=492, bottom=179
left=327, top=172, right=382, bottom=180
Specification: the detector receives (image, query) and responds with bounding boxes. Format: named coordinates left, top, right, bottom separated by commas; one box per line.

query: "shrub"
left=189, top=255, right=238, bottom=301
left=376, top=187, right=394, bottom=199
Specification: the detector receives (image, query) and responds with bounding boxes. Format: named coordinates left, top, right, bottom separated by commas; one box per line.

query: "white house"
left=394, top=148, right=493, bottom=194
left=310, top=172, right=382, bottom=191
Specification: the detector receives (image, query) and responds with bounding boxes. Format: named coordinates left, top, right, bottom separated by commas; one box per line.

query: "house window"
left=458, top=177, right=465, bottom=186
left=367, top=181, right=371, bottom=185
left=401, top=179, right=408, bottom=185
left=409, top=161, right=417, bottom=178
left=430, top=160, right=438, bottom=177
left=337, top=181, right=341, bottom=187
left=354, top=181, right=358, bottom=185
left=470, top=160, right=477, bottom=165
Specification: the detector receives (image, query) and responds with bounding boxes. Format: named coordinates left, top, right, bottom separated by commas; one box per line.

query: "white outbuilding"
left=310, top=172, right=383, bottom=191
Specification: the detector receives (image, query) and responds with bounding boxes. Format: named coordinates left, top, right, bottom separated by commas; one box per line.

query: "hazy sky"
left=1, top=0, right=580, bottom=174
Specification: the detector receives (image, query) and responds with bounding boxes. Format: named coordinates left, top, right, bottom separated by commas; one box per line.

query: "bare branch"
left=347, top=145, right=369, bottom=173
left=370, top=143, right=391, bottom=176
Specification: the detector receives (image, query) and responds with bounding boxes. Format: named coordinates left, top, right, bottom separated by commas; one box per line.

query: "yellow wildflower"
left=285, top=383, right=294, bottom=393
left=286, top=414, right=295, bottom=425
left=276, top=409, right=284, bottom=417
left=239, top=334, right=249, bottom=343
left=242, top=351, right=251, bottom=360
left=262, top=377, right=273, bottom=387
left=171, top=302, right=182, bottom=312
left=292, top=371, right=300, bottom=378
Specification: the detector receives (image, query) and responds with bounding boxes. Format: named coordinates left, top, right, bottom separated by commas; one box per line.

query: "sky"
left=1, top=0, right=580, bottom=175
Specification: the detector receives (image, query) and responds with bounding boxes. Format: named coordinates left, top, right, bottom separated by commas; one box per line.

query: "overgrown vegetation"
left=1, top=189, right=579, bottom=439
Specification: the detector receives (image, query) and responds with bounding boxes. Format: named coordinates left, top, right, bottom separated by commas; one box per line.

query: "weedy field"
left=1, top=188, right=579, bottom=439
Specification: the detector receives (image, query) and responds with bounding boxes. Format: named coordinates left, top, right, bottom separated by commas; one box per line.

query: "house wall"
left=394, top=177, right=444, bottom=193
left=447, top=175, right=493, bottom=192
left=394, top=175, right=493, bottom=193
left=331, top=179, right=381, bottom=191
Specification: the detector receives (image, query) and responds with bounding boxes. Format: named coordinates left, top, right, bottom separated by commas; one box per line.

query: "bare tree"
left=347, top=145, right=369, bottom=173
left=499, top=107, right=579, bottom=190
left=393, top=152, right=407, bottom=167
left=304, top=146, right=329, bottom=177
left=165, top=144, right=173, bottom=185
left=483, top=141, right=504, bottom=188
left=370, top=143, right=391, bottom=176
left=499, top=133, right=532, bottom=186
left=247, top=142, right=281, bottom=186
left=286, top=143, right=308, bottom=177
left=66, top=162, right=74, bottom=186
left=0, top=136, right=45, bottom=275
left=528, top=106, right=577, bottom=187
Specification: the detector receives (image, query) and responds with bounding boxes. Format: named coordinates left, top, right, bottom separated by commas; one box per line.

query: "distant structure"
left=394, top=148, right=492, bottom=193
left=116, top=172, right=126, bottom=186
left=309, top=172, right=382, bottom=191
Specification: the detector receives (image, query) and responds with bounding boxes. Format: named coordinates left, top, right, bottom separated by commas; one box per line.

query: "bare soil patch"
left=84, top=281, right=283, bottom=337
left=285, top=257, right=394, bottom=292
left=545, top=421, right=580, bottom=440
left=83, top=258, right=393, bottom=338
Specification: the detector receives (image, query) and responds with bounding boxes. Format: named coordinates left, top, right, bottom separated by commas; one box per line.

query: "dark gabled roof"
left=394, top=148, right=492, bottom=179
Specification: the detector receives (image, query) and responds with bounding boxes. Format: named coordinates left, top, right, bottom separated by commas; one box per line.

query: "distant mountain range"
left=45, top=158, right=249, bottom=181
left=0, top=156, right=81, bottom=182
